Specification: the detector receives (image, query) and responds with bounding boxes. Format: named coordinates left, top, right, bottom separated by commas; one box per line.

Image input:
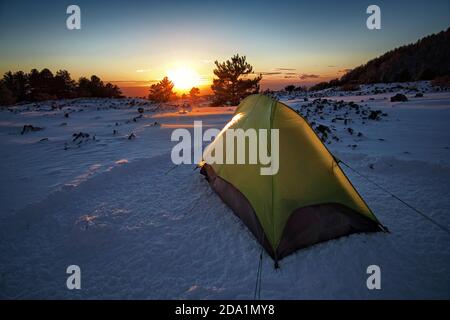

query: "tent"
left=199, top=94, right=384, bottom=264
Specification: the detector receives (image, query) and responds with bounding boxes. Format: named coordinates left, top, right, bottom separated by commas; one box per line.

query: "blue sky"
left=0, top=0, right=449, bottom=90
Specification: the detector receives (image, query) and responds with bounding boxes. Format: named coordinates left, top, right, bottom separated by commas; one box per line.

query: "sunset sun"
left=167, top=67, right=201, bottom=91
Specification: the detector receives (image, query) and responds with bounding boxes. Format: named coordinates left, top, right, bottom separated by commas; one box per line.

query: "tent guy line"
left=338, top=160, right=450, bottom=235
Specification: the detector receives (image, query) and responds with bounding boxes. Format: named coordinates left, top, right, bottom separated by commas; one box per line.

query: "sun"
left=167, top=67, right=201, bottom=91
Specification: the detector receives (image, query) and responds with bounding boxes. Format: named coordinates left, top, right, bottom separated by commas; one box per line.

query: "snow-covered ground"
left=0, top=84, right=449, bottom=299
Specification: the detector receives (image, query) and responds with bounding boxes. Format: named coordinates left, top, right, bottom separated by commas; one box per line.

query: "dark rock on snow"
left=390, top=93, right=408, bottom=102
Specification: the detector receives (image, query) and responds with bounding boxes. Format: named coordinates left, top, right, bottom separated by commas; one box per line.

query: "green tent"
left=200, top=94, right=384, bottom=264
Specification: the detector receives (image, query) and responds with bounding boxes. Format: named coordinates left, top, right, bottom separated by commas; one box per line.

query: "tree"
left=16, top=71, right=28, bottom=100
left=284, top=85, right=295, bottom=93
left=27, top=68, right=56, bottom=101
left=77, top=77, right=92, bottom=97
left=54, top=70, right=77, bottom=98
left=148, top=77, right=176, bottom=102
left=39, top=68, right=55, bottom=98
left=104, top=82, right=123, bottom=98
left=211, top=54, right=261, bottom=106
left=189, top=87, right=200, bottom=100
left=2, top=71, right=27, bottom=102
left=27, top=69, right=41, bottom=99
left=76, top=75, right=122, bottom=98
left=0, top=80, right=16, bottom=105
left=88, top=75, right=105, bottom=97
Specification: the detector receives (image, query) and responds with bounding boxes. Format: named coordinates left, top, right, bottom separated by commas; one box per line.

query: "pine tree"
left=211, top=54, right=261, bottom=106
left=189, top=87, right=200, bottom=100
left=148, top=77, right=176, bottom=102
left=0, top=80, right=16, bottom=105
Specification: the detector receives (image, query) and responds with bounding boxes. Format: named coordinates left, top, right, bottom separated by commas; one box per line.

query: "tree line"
left=0, top=68, right=122, bottom=105
left=310, top=27, right=450, bottom=91
left=2, top=55, right=265, bottom=106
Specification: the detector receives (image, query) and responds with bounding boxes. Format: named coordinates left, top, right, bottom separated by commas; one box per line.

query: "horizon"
left=1, top=0, right=449, bottom=96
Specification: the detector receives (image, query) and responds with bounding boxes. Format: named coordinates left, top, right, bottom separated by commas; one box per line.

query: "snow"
left=0, top=85, right=449, bottom=299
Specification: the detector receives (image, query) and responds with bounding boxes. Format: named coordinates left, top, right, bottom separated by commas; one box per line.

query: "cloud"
left=256, top=69, right=300, bottom=77
left=255, top=71, right=282, bottom=76
left=136, top=68, right=152, bottom=73
left=299, top=74, right=320, bottom=80
left=338, top=68, right=352, bottom=74
left=109, top=80, right=159, bottom=84
left=328, top=65, right=336, bottom=68
left=273, top=68, right=296, bottom=71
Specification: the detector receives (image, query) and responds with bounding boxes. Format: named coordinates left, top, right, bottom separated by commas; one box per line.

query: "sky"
left=0, top=0, right=449, bottom=95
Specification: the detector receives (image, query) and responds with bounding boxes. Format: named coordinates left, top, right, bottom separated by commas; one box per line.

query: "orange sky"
left=110, top=71, right=341, bottom=97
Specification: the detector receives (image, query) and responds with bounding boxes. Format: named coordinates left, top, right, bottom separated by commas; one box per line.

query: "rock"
left=316, top=124, right=331, bottom=134
left=21, top=124, right=43, bottom=135
left=72, top=132, right=90, bottom=142
left=368, top=110, right=383, bottom=120
left=415, top=92, right=424, bottom=97
left=390, top=93, right=408, bottom=102
left=128, top=133, right=136, bottom=140
left=137, top=107, right=144, bottom=113
left=315, top=124, right=330, bottom=142
left=132, top=114, right=143, bottom=122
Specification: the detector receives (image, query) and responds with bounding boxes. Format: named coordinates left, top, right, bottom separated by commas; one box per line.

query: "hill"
left=311, top=27, right=450, bottom=90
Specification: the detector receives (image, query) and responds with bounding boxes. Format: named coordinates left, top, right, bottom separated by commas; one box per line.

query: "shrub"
left=284, top=85, right=295, bottom=93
